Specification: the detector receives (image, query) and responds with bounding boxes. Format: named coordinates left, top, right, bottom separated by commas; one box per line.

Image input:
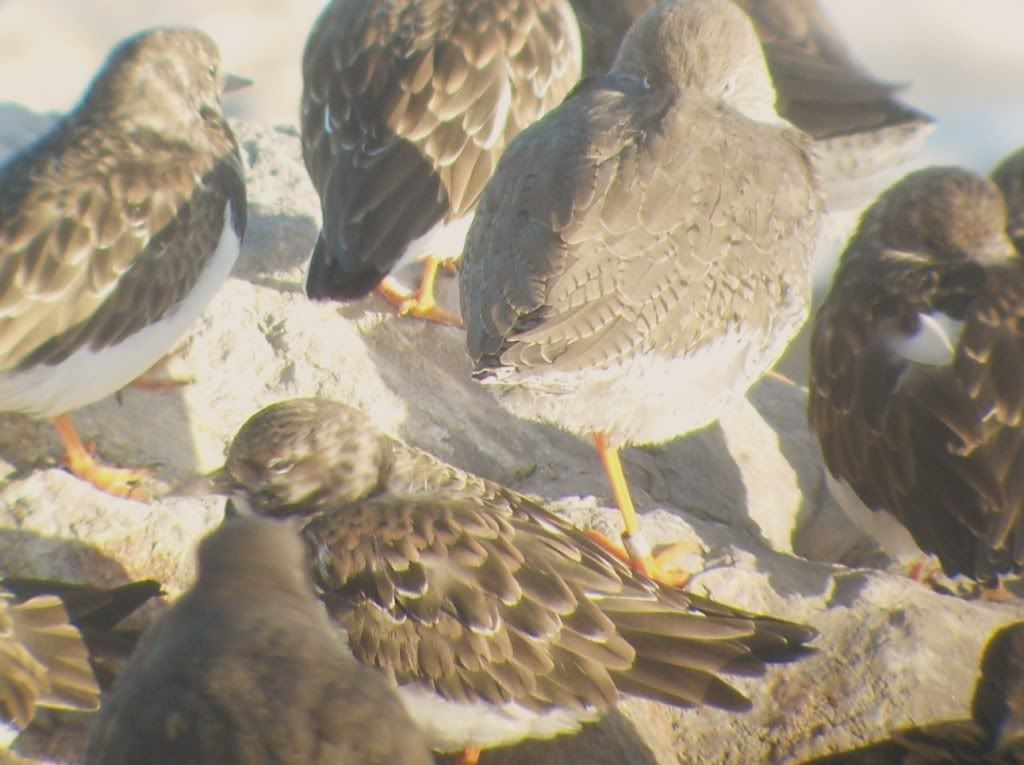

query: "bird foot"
left=586, top=530, right=701, bottom=589
left=455, top=747, right=481, bottom=765
left=65, top=449, right=153, bottom=501
left=52, top=415, right=153, bottom=501
left=129, top=351, right=196, bottom=392
left=980, top=579, right=1018, bottom=603
left=375, top=277, right=463, bottom=327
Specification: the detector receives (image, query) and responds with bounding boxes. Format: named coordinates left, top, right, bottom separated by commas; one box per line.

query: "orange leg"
left=52, top=415, right=151, bottom=500
left=455, top=747, right=481, bottom=765
left=129, top=353, right=195, bottom=392
left=375, top=258, right=462, bottom=327
left=981, top=579, right=1017, bottom=603
left=592, top=433, right=696, bottom=588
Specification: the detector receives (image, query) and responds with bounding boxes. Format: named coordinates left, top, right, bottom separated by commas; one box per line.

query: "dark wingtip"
left=305, top=230, right=385, bottom=301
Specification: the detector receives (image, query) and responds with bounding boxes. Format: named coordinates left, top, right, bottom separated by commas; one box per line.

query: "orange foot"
left=376, top=258, right=463, bottom=327
left=52, top=415, right=152, bottom=500
left=129, top=354, right=196, bottom=392
left=455, top=747, right=481, bottom=765
left=586, top=530, right=701, bottom=589
left=980, top=579, right=1017, bottom=603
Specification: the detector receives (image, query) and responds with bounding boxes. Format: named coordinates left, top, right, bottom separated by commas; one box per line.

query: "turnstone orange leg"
left=585, top=529, right=702, bottom=588
left=980, top=579, right=1017, bottom=603
left=593, top=433, right=696, bottom=588
left=375, top=258, right=463, bottom=327
left=455, top=747, right=482, bottom=765
left=52, top=415, right=152, bottom=500
left=129, top=353, right=196, bottom=392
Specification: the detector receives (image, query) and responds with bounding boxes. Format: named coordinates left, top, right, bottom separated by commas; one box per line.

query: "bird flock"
left=0, top=0, right=1022, bottom=763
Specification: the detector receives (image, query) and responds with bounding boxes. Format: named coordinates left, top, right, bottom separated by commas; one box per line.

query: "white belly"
left=0, top=205, right=240, bottom=418
left=486, top=311, right=807, bottom=446
left=396, top=682, right=599, bottom=752
left=825, top=472, right=926, bottom=564
left=393, top=213, right=474, bottom=273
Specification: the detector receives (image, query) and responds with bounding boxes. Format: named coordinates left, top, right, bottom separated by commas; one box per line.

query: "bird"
left=82, top=515, right=433, bottom=765
left=801, top=622, right=1024, bottom=764
left=0, top=27, right=248, bottom=499
left=808, top=165, right=1024, bottom=593
left=458, top=0, right=822, bottom=585
left=569, top=0, right=933, bottom=213
left=0, top=578, right=160, bottom=734
left=300, top=0, right=583, bottom=326
left=190, top=396, right=817, bottom=765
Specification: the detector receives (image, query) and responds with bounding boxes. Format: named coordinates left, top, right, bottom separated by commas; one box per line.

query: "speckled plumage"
left=199, top=397, right=817, bottom=754
left=301, top=0, right=582, bottom=301
left=460, top=0, right=822, bottom=447
left=0, top=28, right=246, bottom=417
left=83, top=517, right=432, bottom=765
left=809, top=166, right=1024, bottom=582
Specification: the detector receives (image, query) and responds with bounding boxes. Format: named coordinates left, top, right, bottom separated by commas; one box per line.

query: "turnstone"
left=459, top=0, right=822, bottom=583
left=809, top=166, right=1024, bottom=590
left=193, top=397, right=817, bottom=764
left=805, top=622, right=1024, bottom=764
left=83, top=516, right=433, bottom=765
left=300, top=0, right=582, bottom=326
left=0, top=578, right=160, bottom=734
left=0, top=27, right=248, bottom=498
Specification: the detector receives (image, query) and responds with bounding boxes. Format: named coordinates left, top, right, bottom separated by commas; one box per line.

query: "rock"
left=2, top=114, right=1022, bottom=765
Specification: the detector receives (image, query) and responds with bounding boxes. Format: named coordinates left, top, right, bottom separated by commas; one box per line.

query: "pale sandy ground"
left=1, top=3, right=1024, bottom=765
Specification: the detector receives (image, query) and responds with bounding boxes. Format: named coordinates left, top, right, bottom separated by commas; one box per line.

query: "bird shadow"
left=796, top=621, right=1024, bottom=763
left=437, top=709, right=659, bottom=765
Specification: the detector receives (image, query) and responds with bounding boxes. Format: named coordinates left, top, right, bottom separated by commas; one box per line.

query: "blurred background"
left=0, top=0, right=1021, bottom=175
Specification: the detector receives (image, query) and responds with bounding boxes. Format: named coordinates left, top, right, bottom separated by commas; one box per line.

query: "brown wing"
left=461, top=73, right=819, bottom=377
left=0, top=590, right=100, bottom=730
left=300, top=0, right=581, bottom=298
left=733, top=0, right=932, bottom=141
left=306, top=495, right=814, bottom=713
left=0, top=118, right=245, bottom=371
left=810, top=252, right=1024, bottom=580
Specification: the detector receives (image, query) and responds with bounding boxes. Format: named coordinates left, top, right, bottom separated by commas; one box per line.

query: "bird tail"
left=1, top=578, right=163, bottom=711
left=1, top=593, right=99, bottom=729
left=606, top=590, right=816, bottom=713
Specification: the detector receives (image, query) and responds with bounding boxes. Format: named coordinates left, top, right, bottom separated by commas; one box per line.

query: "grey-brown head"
left=852, top=166, right=1016, bottom=266
left=191, top=398, right=393, bottom=517
left=195, top=516, right=314, bottom=598
left=77, top=27, right=240, bottom=138
left=612, top=0, right=778, bottom=124
left=992, top=146, right=1024, bottom=255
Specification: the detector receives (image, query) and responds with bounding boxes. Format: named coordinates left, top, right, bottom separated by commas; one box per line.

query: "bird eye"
left=268, top=458, right=294, bottom=475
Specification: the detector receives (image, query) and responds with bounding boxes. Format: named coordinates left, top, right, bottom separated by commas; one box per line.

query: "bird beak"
left=223, top=73, right=253, bottom=94
left=172, top=466, right=236, bottom=498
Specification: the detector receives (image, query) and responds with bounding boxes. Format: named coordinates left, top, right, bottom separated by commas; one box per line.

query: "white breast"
left=396, top=682, right=599, bottom=752
left=885, top=310, right=964, bottom=367
left=0, top=204, right=241, bottom=418
left=393, top=213, right=474, bottom=274
left=825, top=472, right=926, bottom=564
left=487, top=307, right=808, bottom=446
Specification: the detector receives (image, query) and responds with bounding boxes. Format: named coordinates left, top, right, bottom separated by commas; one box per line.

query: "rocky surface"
left=1, top=112, right=1022, bottom=765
